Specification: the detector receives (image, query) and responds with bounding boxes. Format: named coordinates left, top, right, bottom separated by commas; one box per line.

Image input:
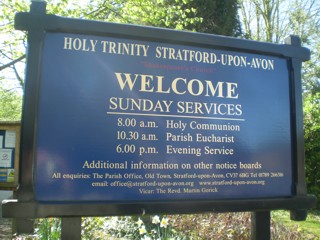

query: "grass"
left=172, top=211, right=320, bottom=239
left=272, top=210, right=320, bottom=239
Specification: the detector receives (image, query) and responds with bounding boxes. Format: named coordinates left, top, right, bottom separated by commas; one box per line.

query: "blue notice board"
left=35, top=33, right=293, bottom=202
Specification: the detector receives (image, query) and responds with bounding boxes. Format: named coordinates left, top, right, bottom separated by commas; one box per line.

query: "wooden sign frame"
left=2, top=1, right=316, bottom=221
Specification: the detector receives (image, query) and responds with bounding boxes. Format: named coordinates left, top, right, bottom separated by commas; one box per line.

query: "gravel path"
left=0, top=191, right=14, bottom=239
left=0, top=217, right=12, bottom=240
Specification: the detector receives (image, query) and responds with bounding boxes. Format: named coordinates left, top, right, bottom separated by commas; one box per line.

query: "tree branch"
left=12, top=63, right=24, bottom=88
left=0, top=54, right=26, bottom=72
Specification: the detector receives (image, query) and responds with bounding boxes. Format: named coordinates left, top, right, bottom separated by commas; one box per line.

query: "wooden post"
left=61, top=217, right=82, bottom=240
left=14, top=1, right=48, bottom=235
left=251, top=211, right=270, bottom=240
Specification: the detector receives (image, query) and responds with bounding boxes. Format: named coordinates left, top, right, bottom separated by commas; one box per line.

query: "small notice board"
left=0, top=122, right=20, bottom=190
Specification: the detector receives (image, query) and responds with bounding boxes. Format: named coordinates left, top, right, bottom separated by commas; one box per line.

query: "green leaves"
left=304, top=92, right=320, bottom=208
left=0, top=83, right=22, bottom=121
